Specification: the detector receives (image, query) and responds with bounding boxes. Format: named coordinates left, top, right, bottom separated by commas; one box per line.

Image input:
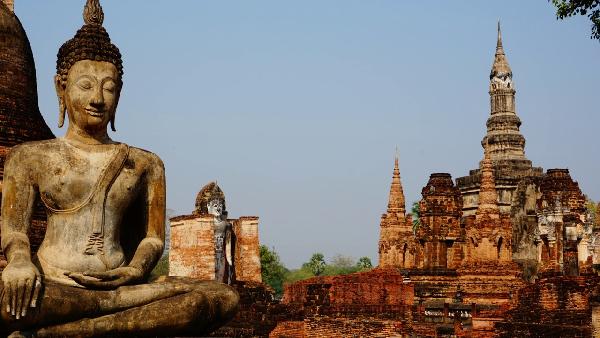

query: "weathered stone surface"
left=511, top=168, right=592, bottom=277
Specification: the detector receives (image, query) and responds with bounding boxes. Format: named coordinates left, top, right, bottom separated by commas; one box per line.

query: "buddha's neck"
left=65, top=124, right=112, bottom=145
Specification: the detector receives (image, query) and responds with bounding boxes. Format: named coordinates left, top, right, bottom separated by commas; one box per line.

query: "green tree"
left=260, top=245, right=287, bottom=296
left=586, top=198, right=597, bottom=214
left=550, top=0, right=600, bottom=40
left=411, top=201, right=421, bottom=233
left=304, top=253, right=326, bottom=276
left=324, top=254, right=359, bottom=275
left=585, top=197, right=598, bottom=225
left=330, top=254, right=355, bottom=269
left=356, top=256, right=373, bottom=270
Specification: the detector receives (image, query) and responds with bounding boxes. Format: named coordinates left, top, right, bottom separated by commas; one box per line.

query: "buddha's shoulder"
left=7, top=139, right=62, bottom=158
left=127, top=145, right=164, bottom=169
left=4, top=139, right=62, bottom=170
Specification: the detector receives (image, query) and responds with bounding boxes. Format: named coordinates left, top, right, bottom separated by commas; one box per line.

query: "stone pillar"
left=2, top=0, right=13, bottom=12
left=234, top=216, right=262, bottom=283
left=169, top=215, right=215, bottom=280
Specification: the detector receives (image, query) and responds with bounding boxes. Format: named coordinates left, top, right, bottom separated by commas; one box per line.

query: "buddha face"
left=207, top=199, right=224, bottom=218
left=56, top=60, right=120, bottom=132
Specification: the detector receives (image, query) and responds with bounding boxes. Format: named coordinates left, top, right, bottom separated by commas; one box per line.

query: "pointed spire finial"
left=84, top=0, right=104, bottom=26
left=387, top=150, right=405, bottom=216
left=496, top=20, right=504, bottom=54
left=395, top=146, right=399, bottom=168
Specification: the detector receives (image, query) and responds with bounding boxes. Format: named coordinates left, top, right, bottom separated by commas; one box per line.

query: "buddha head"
left=195, top=182, right=227, bottom=218
left=207, top=199, right=225, bottom=218
left=54, top=0, right=123, bottom=133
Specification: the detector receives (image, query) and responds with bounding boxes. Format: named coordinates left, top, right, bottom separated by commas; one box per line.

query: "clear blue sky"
left=15, top=1, right=600, bottom=268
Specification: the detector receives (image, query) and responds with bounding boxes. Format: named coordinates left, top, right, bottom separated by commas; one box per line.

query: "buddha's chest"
left=38, top=147, right=143, bottom=212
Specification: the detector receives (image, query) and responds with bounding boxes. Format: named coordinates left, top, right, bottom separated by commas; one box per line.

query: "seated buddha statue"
left=0, top=1, right=238, bottom=337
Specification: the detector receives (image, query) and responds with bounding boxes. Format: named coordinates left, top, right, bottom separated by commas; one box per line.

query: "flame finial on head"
left=83, top=0, right=104, bottom=26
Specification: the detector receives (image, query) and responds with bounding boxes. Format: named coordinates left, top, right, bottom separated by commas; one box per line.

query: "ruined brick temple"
left=169, top=182, right=262, bottom=284
left=271, top=24, right=600, bottom=337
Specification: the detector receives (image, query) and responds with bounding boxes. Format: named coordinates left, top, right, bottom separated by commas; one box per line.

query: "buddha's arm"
left=128, top=154, right=166, bottom=275
left=1, top=146, right=41, bottom=318
left=1, top=148, right=35, bottom=262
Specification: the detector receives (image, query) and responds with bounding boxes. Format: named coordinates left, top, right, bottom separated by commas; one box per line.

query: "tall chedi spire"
left=387, top=152, right=406, bottom=217
left=481, top=22, right=531, bottom=170
left=379, top=152, right=413, bottom=268
left=476, top=144, right=500, bottom=222
left=456, top=22, right=541, bottom=218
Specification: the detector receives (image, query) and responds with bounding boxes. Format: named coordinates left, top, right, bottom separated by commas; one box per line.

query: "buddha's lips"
left=86, top=109, right=104, bottom=118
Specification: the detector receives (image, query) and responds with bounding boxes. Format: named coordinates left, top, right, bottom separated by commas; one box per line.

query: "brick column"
left=234, top=216, right=262, bottom=283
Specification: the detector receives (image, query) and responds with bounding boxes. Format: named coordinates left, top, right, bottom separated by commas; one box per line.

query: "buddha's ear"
left=54, top=75, right=66, bottom=128
left=110, top=87, right=121, bottom=132
left=110, top=114, right=116, bottom=132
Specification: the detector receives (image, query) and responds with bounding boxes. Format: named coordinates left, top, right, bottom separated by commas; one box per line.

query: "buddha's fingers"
left=84, top=270, right=118, bottom=280
left=15, top=280, right=25, bottom=319
left=30, top=276, right=41, bottom=308
left=68, top=273, right=122, bottom=290
left=21, top=278, right=33, bottom=317
left=10, top=281, right=17, bottom=316
left=88, top=277, right=129, bottom=290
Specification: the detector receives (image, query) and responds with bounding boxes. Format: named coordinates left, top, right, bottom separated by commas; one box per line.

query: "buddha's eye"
left=103, top=81, right=116, bottom=93
left=77, top=80, right=93, bottom=90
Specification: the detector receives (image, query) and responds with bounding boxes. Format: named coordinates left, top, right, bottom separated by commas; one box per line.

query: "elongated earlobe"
left=55, top=74, right=66, bottom=128
left=110, top=114, right=116, bottom=132
left=58, top=98, right=66, bottom=128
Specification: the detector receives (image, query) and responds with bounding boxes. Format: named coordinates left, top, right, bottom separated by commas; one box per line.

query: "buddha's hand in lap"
left=1, top=258, right=42, bottom=319
left=65, top=266, right=144, bottom=290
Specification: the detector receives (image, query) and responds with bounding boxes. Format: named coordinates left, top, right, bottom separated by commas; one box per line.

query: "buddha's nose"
left=90, top=88, right=105, bottom=108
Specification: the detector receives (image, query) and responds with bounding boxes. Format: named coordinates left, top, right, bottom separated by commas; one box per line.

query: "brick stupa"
left=0, top=1, right=54, bottom=267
